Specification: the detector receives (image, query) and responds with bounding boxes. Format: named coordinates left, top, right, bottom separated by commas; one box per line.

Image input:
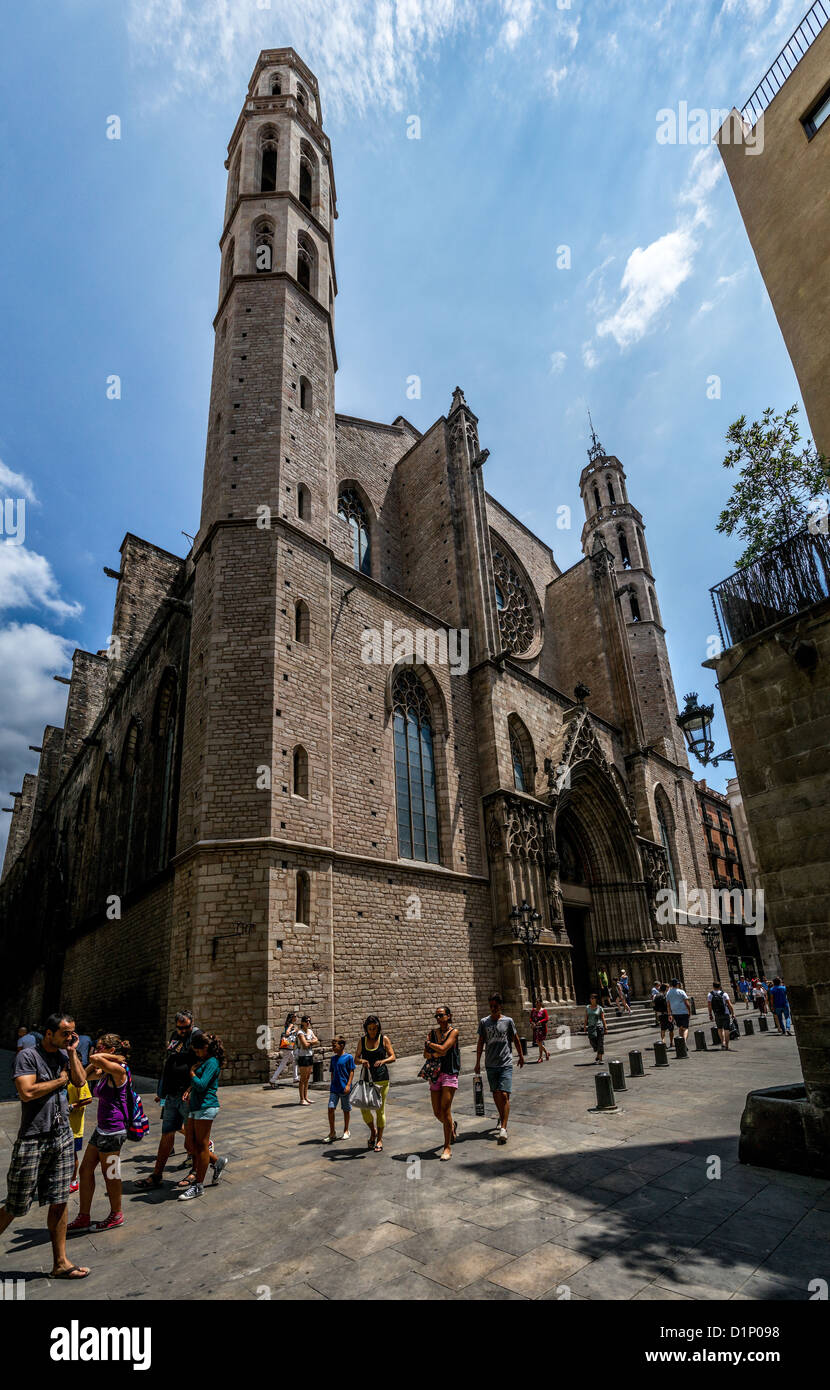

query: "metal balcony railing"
left=711, top=528, right=830, bottom=649
left=741, top=1, right=829, bottom=127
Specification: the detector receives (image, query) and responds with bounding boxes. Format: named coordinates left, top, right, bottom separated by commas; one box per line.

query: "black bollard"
left=653, top=1041, right=669, bottom=1067
left=744, top=1018, right=755, bottom=1036
left=710, top=1025, right=721, bottom=1046
left=312, top=1058, right=324, bottom=1084
left=674, top=1036, right=689, bottom=1059
left=594, top=1072, right=617, bottom=1110
left=628, top=1049, right=645, bottom=1077
left=694, top=1029, right=707, bottom=1051
left=609, top=1058, right=627, bottom=1091
left=758, top=1016, right=769, bottom=1033
left=689, top=996, right=697, bottom=1016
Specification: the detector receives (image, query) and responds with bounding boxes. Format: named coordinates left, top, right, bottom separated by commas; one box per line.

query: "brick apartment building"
left=0, top=50, right=722, bottom=1078
left=694, top=778, right=764, bottom=982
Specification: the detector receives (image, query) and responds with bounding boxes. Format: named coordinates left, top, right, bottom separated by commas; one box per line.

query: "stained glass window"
left=393, top=669, right=440, bottom=864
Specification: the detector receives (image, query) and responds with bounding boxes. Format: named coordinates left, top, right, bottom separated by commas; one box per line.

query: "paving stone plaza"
left=2, top=1021, right=828, bottom=1303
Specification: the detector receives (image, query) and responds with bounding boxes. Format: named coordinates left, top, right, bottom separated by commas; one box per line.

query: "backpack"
left=710, top=989, right=727, bottom=1014
left=123, top=1068, right=150, bottom=1142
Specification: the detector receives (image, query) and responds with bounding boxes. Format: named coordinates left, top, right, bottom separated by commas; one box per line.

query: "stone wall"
left=708, top=596, right=830, bottom=1115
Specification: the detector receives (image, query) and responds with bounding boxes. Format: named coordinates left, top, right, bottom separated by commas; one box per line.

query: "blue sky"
left=0, top=0, right=818, bottom=855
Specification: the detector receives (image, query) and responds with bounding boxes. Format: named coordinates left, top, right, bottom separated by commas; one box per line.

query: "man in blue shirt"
left=769, top=978, right=793, bottom=1036
left=666, top=980, right=691, bottom=1041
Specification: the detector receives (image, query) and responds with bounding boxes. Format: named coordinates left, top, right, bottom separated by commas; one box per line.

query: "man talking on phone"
left=0, top=1010, right=91, bottom=1279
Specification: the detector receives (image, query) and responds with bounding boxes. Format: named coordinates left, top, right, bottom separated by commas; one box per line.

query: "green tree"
left=716, top=404, right=828, bottom=568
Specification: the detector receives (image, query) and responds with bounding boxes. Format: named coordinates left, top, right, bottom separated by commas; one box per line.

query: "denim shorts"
left=188, top=1105, right=219, bottom=1122
left=161, top=1095, right=190, bottom=1135
left=90, top=1128, right=127, bottom=1154
left=486, top=1065, right=513, bottom=1094
left=328, top=1091, right=352, bottom=1112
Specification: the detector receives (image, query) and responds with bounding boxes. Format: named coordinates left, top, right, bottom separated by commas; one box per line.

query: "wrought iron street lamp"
left=702, top=922, right=721, bottom=980
left=676, top=692, right=734, bottom=768
left=510, top=899, right=543, bottom=1003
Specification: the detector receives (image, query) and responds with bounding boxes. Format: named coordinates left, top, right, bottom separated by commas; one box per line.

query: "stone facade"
left=717, top=19, right=830, bottom=460
left=707, top=592, right=830, bottom=1174
left=0, top=49, right=722, bottom=1078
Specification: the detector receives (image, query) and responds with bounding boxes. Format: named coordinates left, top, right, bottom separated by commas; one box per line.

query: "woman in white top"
left=295, top=1016, right=318, bottom=1105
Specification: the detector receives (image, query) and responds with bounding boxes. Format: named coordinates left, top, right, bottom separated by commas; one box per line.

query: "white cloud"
left=0, top=623, right=76, bottom=861
left=549, top=350, right=567, bottom=374
left=591, top=148, right=724, bottom=350
left=0, top=543, right=82, bottom=621
left=546, top=65, right=568, bottom=97
left=128, top=0, right=542, bottom=115
left=582, top=342, right=599, bottom=369
left=597, top=227, right=697, bottom=349
left=500, top=0, right=536, bottom=49
left=0, top=460, right=38, bottom=505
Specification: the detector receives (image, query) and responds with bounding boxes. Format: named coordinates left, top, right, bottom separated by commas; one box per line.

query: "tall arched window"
left=393, top=669, right=440, bottom=864
left=222, top=239, right=235, bottom=299
left=293, top=745, right=309, bottom=798
left=295, top=870, right=310, bottom=923
left=96, top=754, right=112, bottom=809
left=630, top=593, right=641, bottom=622
left=259, top=129, right=278, bottom=192
left=507, top=716, right=534, bottom=793
left=299, top=156, right=313, bottom=210
left=511, top=730, right=526, bottom=791
left=297, top=233, right=315, bottom=293
left=154, top=668, right=178, bottom=870
left=593, top=485, right=601, bottom=511
left=299, top=376, right=312, bottom=411
left=656, top=794, right=678, bottom=899
left=618, top=528, right=631, bottom=569
left=294, top=599, right=310, bottom=644
left=338, top=488, right=370, bottom=574
left=297, top=482, right=311, bottom=520
left=121, top=719, right=142, bottom=891
left=608, top=481, right=616, bottom=505
left=270, top=73, right=282, bottom=95
left=254, top=220, right=274, bottom=272
left=228, top=152, right=240, bottom=211
left=297, top=83, right=308, bottom=110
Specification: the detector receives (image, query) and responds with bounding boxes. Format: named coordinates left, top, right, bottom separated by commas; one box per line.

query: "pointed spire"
left=587, top=408, right=606, bottom=464
left=449, top=386, right=467, bottom=415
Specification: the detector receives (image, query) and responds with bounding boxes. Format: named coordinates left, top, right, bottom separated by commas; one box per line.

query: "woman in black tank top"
left=354, top=1016, right=396, bottom=1152
left=423, top=1005, right=460, bottom=1162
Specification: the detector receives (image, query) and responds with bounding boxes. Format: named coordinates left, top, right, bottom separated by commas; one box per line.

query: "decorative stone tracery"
left=492, top=547, right=534, bottom=655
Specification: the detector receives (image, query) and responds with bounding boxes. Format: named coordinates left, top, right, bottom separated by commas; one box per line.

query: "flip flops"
left=52, top=1264, right=90, bottom=1280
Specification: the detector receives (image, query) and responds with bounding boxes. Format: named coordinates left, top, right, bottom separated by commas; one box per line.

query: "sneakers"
left=497, top=1127, right=508, bottom=1144
left=177, top=1183, right=204, bottom=1201
left=89, top=1211, right=124, bottom=1232
left=211, top=1156, right=229, bottom=1186
left=67, top=1213, right=91, bottom=1233
left=69, top=1180, right=79, bottom=1194
left=342, top=1130, right=351, bottom=1140
left=323, top=1134, right=338, bottom=1143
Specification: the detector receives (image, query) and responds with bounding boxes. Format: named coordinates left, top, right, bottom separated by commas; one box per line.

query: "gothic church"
left=0, top=50, right=721, bottom=1076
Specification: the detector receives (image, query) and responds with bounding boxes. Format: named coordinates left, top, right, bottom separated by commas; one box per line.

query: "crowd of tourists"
left=1, top=1009, right=229, bottom=1281
left=2, top=973, right=794, bottom=1281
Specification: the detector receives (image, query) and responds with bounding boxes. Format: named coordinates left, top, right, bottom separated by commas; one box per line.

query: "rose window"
left=492, top=549, right=534, bottom=654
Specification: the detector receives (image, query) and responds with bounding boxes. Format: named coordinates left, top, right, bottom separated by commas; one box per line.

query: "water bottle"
left=473, top=1073, right=485, bottom=1116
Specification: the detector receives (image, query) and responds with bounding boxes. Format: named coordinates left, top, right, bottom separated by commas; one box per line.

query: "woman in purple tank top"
left=68, top=1033, right=130, bottom=1235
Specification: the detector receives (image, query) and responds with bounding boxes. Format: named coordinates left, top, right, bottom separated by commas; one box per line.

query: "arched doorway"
left=554, top=759, right=648, bottom=1003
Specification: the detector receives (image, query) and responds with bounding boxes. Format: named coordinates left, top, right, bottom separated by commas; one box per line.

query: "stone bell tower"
left=170, top=51, right=340, bottom=1075
left=579, top=420, right=686, bottom=763
left=199, top=48, right=337, bottom=541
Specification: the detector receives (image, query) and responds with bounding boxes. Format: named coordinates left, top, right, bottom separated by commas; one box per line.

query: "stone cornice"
left=171, top=833, right=489, bottom=884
